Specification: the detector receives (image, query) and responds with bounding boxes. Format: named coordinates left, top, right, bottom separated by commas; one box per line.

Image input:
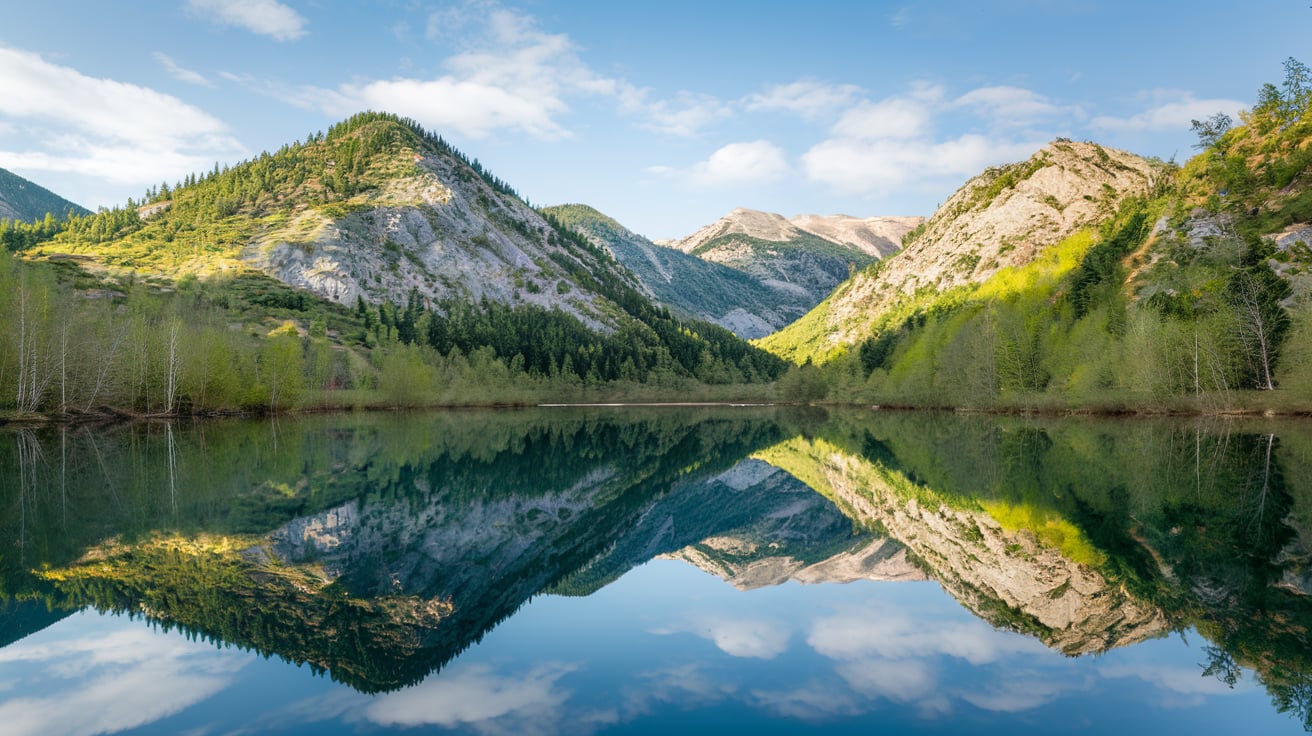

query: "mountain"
left=758, top=62, right=1312, bottom=411
left=540, top=204, right=816, bottom=338
left=757, top=430, right=1168, bottom=656
left=787, top=213, right=918, bottom=258
left=0, top=167, right=88, bottom=222
left=31, top=114, right=638, bottom=330
left=761, top=141, right=1166, bottom=363
left=662, top=208, right=922, bottom=314
left=9, top=112, right=784, bottom=406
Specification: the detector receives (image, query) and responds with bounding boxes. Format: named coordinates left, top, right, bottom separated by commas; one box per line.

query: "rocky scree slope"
left=762, top=141, right=1166, bottom=362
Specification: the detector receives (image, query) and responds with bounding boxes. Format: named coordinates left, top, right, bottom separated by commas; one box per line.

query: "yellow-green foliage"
left=979, top=500, right=1107, bottom=568
left=27, top=113, right=434, bottom=280
left=973, top=230, right=1095, bottom=301
left=756, top=433, right=1108, bottom=574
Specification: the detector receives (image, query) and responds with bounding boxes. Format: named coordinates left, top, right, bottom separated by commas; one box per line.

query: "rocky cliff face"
left=244, top=140, right=631, bottom=330
left=760, top=437, right=1168, bottom=655
left=764, top=141, right=1166, bottom=360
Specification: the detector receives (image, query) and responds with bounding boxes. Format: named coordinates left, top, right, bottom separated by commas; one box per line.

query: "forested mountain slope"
left=0, top=113, right=784, bottom=417
left=770, top=59, right=1312, bottom=412
left=0, top=167, right=88, bottom=223
left=26, top=114, right=639, bottom=330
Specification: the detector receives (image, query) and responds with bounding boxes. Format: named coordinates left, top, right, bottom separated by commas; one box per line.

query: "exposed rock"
left=668, top=536, right=924, bottom=590
left=765, top=141, right=1166, bottom=361
left=246, top=150, right=621, bottom=330
left=789, top=214, right=921, bottom=258
left=541, top=204, right=820, bottom=338
left=762, top=437, right=1169, bottom=655
left=663, top=208, right=922, bottom=319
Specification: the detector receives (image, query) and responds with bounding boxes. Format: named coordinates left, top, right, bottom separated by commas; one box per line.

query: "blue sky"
left=0, top=1, right=1306, bottom=239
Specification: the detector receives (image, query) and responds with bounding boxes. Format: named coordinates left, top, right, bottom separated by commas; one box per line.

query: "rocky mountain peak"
left=762, top=140, right=1168, bottom=361
left=788, top=213, right=923, bottom=259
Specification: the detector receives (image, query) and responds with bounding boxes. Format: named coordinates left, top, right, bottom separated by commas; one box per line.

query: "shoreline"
left=5, top=396, right=1312, bottom=427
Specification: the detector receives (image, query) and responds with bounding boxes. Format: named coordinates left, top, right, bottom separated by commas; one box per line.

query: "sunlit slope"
left=755, top=432, right=1166, bottom=655
left=760, top=141, right=1165, bottom=364
left=26, top=112, right=645, bottom=331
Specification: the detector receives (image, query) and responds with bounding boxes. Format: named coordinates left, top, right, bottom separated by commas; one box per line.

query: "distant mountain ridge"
left=0, top=167, right=88, bottom=222
left=655, top=207, right=922, bottom=333
left=541, top=204, right=817, bottom=338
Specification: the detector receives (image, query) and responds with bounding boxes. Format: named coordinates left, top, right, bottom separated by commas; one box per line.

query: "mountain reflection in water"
left=1, top=407, right=1311, bottom=733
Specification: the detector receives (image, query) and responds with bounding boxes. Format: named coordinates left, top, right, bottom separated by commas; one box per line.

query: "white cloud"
left=745, top=80, right=863, bottom=120
left=802, top=133, right=1040, bottom=194
left=808, top=609, right=1046, bottom=665
left=318, top=77, right=570, bottom=140
left=836, top=657, right=937, bottom=701
left=648, top=140, right=790, bottom=189
left=293, top=7, right=618, bottom=140
left=366, top=662, right=576, bottom=730
left=152, top=51, right=212, bottom=87
left=800, top=83, right=1051, bottom=195
left=655, top=616, right=791, bottom=659
left=832, top=98, right=934, bottom=141
left=0, top=46, right=244, bottom=186
left=187, top=0, right=307, bottom=41
left=955, top=85, right=1073, bottom=125
left=693, top=141, right=791, bottom=186
left=0, top=621, right=249, bottom=736
left=1090, top=90, right=1246, bottom=133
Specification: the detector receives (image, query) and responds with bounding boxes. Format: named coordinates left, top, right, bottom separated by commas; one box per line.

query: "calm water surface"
left=1, top=407, right=1309, bottom=734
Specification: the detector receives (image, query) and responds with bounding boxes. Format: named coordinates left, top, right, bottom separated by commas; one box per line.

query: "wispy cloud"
left=187, top=0, right=307, bottom=41
left=152, top=51, right=212, bottom=87
left=0, top=621, right=250, bottom=736
left=653, top=616, right=791, bottom=659
left=1090, top=89, right=1246, bottom=133
left=808, top=608, right=1046, bottom=665
left=954, top=85, right=1078, bottom=126
left=290, top=6, right=614, bottom=140
left=648, top=140, right=791, bottom=188
left=744, top=80, right=863, bottom=121
left=800, top=82, right=1050, bottom=195
left=620, top=87, right=731, bottom=137
left=0, top=46, right=244, bottom=185
left=365, top=662, right=577, bottom=730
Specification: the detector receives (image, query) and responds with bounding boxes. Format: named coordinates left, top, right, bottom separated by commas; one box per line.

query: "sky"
left=0, top=1, right=1306, bottom=240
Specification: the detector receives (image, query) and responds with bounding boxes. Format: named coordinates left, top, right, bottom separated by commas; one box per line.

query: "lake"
left=1, top=407, right=1310, bottom=734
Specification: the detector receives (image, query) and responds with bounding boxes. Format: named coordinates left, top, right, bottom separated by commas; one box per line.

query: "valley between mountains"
left=2, top=58, right=1312, bottom=417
